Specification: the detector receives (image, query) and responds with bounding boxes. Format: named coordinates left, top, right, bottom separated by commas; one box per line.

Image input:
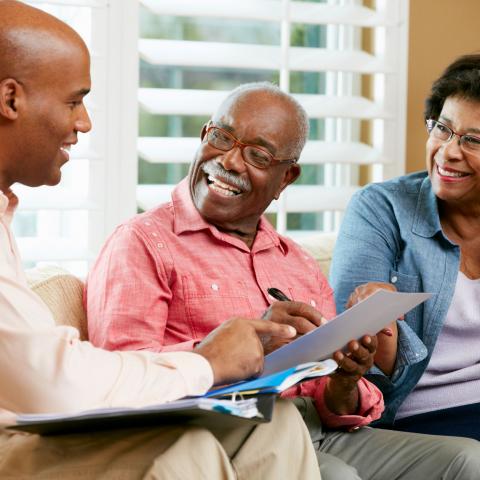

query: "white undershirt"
left=396, top=271, right=480, bottom=419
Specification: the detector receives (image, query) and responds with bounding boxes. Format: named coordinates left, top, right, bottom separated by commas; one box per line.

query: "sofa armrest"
left=26, top=266, right=88, bottom=340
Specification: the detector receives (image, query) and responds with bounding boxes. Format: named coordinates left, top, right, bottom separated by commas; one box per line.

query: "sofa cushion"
left=26, top=266, right=88, bottom=340
left=295, top=232, right=336, bottom=278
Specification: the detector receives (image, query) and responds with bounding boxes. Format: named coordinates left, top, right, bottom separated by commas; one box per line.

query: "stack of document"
left=207, top=359, right=338, bottom=397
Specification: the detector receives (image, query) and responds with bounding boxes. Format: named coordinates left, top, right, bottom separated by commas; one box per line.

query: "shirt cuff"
left=152, top=351, right=214, bottom=396
left=314, top=377, right=384, bottom=430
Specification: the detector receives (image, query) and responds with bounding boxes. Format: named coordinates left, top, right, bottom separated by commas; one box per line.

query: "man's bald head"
left=216, top=82, right=310, bottom=160
left=0, top=0, right=88, bottom=84
left=0, top=0, right=91, bottom=191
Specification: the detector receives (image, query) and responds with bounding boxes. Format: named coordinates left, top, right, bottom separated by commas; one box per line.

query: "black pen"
left=267, top=287, right=291, bottom=302
left=267, top=287, right=327, bottom=328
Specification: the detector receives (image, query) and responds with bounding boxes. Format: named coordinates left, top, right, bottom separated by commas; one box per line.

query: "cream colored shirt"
left=0, top=190, right=213, bottom=424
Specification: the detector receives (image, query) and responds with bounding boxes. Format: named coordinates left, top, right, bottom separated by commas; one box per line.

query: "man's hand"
left=261, top=301, right=327, bottom=354
left=194, top=318, right=296, bottom=386
left=346, top=282, right=400, bottom=375
left=325, top=335, right=377, bottom=415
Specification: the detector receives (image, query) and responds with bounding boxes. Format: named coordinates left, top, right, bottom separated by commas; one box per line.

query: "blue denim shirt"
left=330, top=171, right=460, bottom=426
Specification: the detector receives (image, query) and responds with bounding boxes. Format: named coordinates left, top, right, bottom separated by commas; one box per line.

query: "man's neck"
left=218, top=227, right=257, bottom=249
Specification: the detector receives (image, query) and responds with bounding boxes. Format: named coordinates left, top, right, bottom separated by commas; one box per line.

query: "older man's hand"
left=325, top=335, right=377, bottom=415
left=195, top=317, right=296, bottom=386
left=261, top=301, right=327, bottom=354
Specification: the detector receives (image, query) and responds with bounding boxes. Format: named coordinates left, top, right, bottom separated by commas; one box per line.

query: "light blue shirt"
left=330, top=171, right=461, bottom=426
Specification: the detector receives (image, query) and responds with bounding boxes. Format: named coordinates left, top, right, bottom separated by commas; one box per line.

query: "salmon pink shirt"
left=86, top=179, right=384, bottom=429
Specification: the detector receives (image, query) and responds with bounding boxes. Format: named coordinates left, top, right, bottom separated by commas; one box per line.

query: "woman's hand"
left=347, top=282, right=400, bottom=375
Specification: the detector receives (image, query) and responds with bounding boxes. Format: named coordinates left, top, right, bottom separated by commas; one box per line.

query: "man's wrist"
left=324, top=376, right=359, bottom=415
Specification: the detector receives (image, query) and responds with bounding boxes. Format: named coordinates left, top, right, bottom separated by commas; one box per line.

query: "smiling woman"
left=426, top=96, right=480, bottom=208
left=330, top=53, right=480, bottom=440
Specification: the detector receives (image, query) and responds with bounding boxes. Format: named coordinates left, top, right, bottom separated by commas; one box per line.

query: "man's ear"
left=274, top=163, right=301, bottom=200
left=0, top=78, right=22, bottom=120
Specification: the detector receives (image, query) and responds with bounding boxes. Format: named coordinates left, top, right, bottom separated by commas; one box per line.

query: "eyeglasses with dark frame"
left=204, top=121, right=297, bottom=169
left=426, top=118, right=480, bottom=154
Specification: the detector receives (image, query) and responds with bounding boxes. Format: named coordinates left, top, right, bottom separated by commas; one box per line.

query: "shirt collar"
left=172, top=177, right=288, bottom=255
left=412, top=175, right=445, bottom=239
left=0, top=189, right=18, bottom=221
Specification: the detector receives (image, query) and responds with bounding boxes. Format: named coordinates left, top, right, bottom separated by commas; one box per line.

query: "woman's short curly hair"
left=425, top=53, right=480, bottom=121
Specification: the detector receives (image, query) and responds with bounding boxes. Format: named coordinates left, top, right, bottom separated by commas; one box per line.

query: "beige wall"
left=406, top=0, right=480, bottom=172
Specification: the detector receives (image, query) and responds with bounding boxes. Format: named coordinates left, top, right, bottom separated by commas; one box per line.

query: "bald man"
left=0, top=1, right=321, bottom=478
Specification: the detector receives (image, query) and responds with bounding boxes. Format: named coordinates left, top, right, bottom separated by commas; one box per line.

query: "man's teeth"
left=60, top=145, right=71, bottom=153
left=438, top=165, right=468, bottom=178
left=208, top=175, right=241, bottom=195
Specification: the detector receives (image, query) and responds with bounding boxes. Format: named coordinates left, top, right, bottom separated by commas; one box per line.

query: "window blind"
left=137, top=0, right=409, bottom=236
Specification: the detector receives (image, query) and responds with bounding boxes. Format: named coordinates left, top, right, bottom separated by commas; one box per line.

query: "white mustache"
left=202, top=160, right=252, bottom=192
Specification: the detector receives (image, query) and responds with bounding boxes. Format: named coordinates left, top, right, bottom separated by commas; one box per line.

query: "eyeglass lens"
left=428, top=120, right=480, bottom=152
left=207, top=127, right=272, bottom=168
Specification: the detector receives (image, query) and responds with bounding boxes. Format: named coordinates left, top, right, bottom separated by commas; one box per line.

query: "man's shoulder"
left=122, top=201, right=175, bottom=234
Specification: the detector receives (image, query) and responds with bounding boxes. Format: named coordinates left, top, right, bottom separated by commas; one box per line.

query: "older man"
left=87, top=83, right=480, bottom=479
left=0, top=1, right=323, bottom=479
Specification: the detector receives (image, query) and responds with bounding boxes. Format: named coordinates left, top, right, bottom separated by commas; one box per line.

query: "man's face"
left=189, top=92, right=301, bottom=234
left=15, top=43, right=92, bottom=187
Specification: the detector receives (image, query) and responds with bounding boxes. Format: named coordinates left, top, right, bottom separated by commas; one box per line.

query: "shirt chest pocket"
left=181, top=275, right=254, bottom=337
left=389, top=269, right=420, bottom=293
left=389, top=269, right=420, bottom=324
left=286, top=286, right=328, bottom=314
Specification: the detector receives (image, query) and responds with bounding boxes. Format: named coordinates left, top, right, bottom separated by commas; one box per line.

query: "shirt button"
left=310, top=300, right=316, bottom=307
left=144, top=221, right=151, bottom=226
left=391, top=276, right=398, bottom=284
left=211, top=283, right=219, bottom=291
left=157, top=242, right=164, bottom=249
left=151, top=232, right=158, bottom=237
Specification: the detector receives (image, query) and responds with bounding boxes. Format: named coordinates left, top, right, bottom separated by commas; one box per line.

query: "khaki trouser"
left=294, top=397, right=480, bottom=480
left=0, top=399, right=321, bottom=480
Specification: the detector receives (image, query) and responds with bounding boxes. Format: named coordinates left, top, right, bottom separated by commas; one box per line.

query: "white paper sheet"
left=262, top=290, right=431, bottom=377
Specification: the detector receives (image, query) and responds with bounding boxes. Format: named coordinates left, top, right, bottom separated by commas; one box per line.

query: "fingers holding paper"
left=325, top=335, right=378, bottom=415
left=261, top=301, right=327, bottom=354
left=347, top=282, right=403, bottom=334
left=333, top=335, right=377, bottom=382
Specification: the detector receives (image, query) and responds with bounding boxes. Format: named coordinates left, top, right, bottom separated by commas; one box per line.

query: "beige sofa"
left=27, top=233, right=337, bottom=339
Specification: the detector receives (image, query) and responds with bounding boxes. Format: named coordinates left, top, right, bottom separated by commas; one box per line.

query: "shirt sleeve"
left=329, top=187, right=400, bottom=315
left=0, top=287, right=213, bottom=416
left=281, top=376, right=384, bottom=430
left=86, top=223, right=201, bottom=353
left=329, top=186, right=427, bottom=386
